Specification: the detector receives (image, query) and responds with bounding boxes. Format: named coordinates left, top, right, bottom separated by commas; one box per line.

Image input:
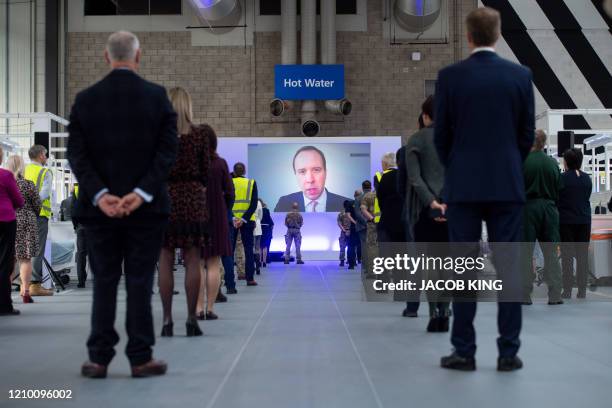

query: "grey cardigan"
left=402, top=126, right=445, bottom=235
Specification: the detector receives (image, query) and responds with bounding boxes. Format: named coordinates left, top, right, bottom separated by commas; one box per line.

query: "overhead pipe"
left=300, top=0, right=319, bottom=136
left=321, top=0, right=352, bottom=116
left=394, top=0, right=442, bottom=33
left=270, top=0, right=298, bottom=117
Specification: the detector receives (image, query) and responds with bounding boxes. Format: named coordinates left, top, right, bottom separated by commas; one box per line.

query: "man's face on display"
left=293, top=150, right=326, bottom=201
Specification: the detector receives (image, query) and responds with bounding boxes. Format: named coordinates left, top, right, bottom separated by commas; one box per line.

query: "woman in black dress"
left=158, top=87, right=210, bottom=337
left=260, top=200, right=274, bottom=267
left=197, top=126, right=234, bottom=320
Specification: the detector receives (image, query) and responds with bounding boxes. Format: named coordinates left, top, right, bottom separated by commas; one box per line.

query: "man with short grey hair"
left=105, top=30, right=140, bottom=63
left=24, top=144, right=53, bottom=296
left=68, top=30, right=177, bottom=379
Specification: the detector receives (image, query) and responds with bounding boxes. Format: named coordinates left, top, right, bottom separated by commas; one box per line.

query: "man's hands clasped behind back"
left=98, top=192, right=144, bottom=219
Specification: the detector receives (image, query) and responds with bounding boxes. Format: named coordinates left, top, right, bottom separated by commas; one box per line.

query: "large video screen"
left=248, top=143, right=371, bottom=212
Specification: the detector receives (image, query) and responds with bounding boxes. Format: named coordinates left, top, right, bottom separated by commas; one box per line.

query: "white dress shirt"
left=471, top=46, right=496, bottom=55
left=303, top=189, right=327, bottom=213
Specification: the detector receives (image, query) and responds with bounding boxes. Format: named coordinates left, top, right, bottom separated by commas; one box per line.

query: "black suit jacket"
left=67, top=69, right=178, bottom=223
left=434, top=51, right=534, bottom=204
left=274, top=189, right=350, bottom=212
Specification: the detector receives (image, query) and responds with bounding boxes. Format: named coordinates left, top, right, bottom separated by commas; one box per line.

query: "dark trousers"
left=523, top=200, right=562, bottom=300
left=32, top=216, right=48, bottom=282
left=347, top=233, right=358, bottom=267
left=231, top=221, right=255, bottom=281
left=0, top=221, right=17, bottom=312
left=405, top=211, right=450, bottom=314
left=85, top=221, right=165, bottom=366
left=560, top=223, right=591, bottom=292
left=447, top=203, right=523, bottom=359
left=76, top=225, right=88, bottom=285
left=222, top=254, right=235, bottom=290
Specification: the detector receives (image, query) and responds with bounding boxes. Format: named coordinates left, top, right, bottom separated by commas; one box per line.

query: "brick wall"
left=67, top=0, right=478, bottom=139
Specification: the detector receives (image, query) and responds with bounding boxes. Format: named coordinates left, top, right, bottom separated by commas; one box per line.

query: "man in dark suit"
left=434, top=8, right=534, bottom=372
left=67, top=31, right=177, bottom=379
left=274, top=146, right=350, bottom=212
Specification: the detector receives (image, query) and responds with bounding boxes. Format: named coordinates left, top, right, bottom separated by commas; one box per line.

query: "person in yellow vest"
left=71, top=184, right=88, bottom=288
left=24, top=144, right=53, bottom=296
left=231, top=162, right=259, bottom=286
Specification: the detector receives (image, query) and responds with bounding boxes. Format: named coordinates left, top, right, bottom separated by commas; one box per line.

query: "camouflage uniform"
left=362, top=192, right=378, bottom=274
left=284, top=210, right=303, bottom=262
left=235, top=233, right=245, bottom=279
left=337, top=211, right=351, bottom=261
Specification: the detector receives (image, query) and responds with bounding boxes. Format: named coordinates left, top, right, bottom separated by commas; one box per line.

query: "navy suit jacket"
left=274, top=189, right=350, bottom=212
left=434, top=51, right=535, bottom=204
left=68, top=70, right=178, bottom=223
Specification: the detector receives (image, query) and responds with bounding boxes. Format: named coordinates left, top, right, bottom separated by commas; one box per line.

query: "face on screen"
left=294, top=150, right=327, bottom=201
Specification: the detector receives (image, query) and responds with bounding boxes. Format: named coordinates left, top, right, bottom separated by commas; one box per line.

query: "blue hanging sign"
left=274, top=64, right=345, bottom=100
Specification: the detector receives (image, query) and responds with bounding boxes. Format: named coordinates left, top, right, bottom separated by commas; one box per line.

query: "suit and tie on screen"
left=273, top=146, right=352, bottom=212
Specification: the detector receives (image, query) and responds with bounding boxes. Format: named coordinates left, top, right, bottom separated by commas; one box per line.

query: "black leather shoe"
left=186, top=319, right=203, bottom=337
left=441, top=353, right=476, bottom=371
left=77, top=283, right=86, bottom=288
left=226, top=287, right=238, bottom=294
left=283, top=261, right=289, bottom=264
left=216, top=291, right=227, bottom=303
left=256, top=268, right=261, bottom=275
left=161, top=322, right=173, bottom=337
left=296, top=260, right=304, bottom=264
left=205, top=311, right=218, bottom=320
left=0, top=308, right=20, bottom=316
left=561, top=290, right=572, bottom=299
left=81, top=361, right=107, bottom=378
left=426, top=317, right=440, bottom=332
left=339, top=260, right=345, bottom=267
left=439, top=317, right=449, bottom=332
left=402, top=308, right=418, bottom=318
left=577, top=289, right=586, bottom=299
left=548, top=300, right=564, bottom=305
left=497, top=356, right=523, bottom=372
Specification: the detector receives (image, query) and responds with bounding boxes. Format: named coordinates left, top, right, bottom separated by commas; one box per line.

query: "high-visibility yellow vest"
left=373, top=169, right=393, bottom=224
left=24, top=163, right=51, bottom=219
left=232, top=177, right=256, bottom=221
left=74, top=185, right=79, bottom=198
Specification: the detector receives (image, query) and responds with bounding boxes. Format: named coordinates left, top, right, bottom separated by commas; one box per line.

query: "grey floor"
left=1, top=261, right=611, bottom=408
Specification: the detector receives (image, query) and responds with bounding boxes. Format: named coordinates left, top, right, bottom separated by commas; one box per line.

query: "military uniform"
left=235, top=234, right=245, bottom=279
left=337, top=211, right=351, bottom=262
left=362, top=192, right=378, bottom=276
left=284, top=210, right=303, bottom=262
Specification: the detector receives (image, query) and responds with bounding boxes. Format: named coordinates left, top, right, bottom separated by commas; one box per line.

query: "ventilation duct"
left=394, top=0, right=442, bottom=33
left=270, top=0, right=298, bottom=117
left=321, top=0, right=352, bottom=116
left=300, top=0, right=319, bottom=136
left=188, top=0, right=242, bottom=34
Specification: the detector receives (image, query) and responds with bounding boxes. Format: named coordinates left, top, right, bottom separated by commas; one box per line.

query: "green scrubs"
left=522, top=151, right=563, bottom=301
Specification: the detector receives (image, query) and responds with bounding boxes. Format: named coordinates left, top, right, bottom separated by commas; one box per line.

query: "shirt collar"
left=303, top=189, right=327, bottom=212
left=471, top=47, right=496, bottom=55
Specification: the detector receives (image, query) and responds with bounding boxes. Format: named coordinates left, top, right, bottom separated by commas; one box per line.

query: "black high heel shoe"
left=161, top=322, right=173, bottom=337
left=186, top=319, right=203, bottom=337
